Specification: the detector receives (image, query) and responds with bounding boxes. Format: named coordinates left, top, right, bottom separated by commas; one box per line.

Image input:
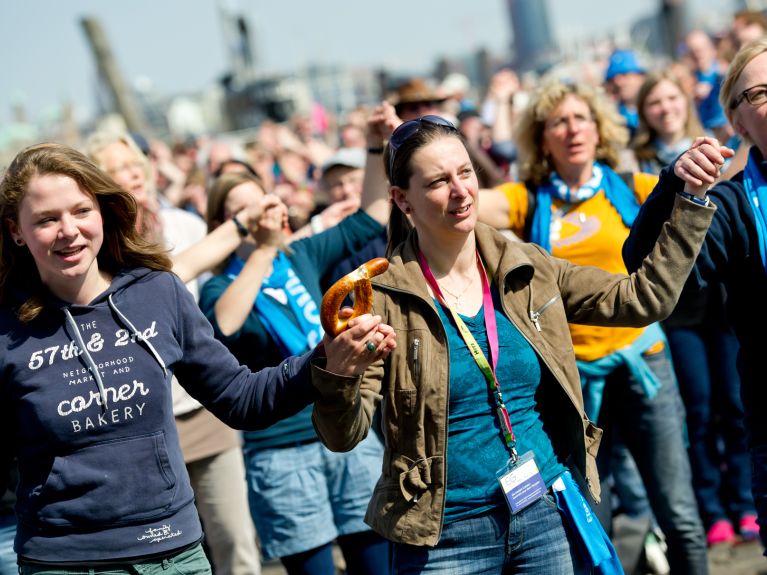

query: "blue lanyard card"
left=496, top=450, right=546, bottom=514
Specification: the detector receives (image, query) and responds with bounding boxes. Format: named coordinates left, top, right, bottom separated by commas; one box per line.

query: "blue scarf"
left=529, top=162, right=640, bottom=252
left=743, top=147, right=767, bottom=272
left=225, top=252, right=323, bottom=357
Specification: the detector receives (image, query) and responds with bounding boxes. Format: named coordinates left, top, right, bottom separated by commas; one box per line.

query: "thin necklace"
left=438, top=272, right=476, bottom=305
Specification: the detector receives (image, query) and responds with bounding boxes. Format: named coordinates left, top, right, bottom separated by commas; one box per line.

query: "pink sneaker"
left=739, top=514, right=760, bottom=541
left=707, top=519, right=735, bottom=546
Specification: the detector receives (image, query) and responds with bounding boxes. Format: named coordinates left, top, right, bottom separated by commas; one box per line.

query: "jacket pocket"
left=27, top=432, right=178, bottom=528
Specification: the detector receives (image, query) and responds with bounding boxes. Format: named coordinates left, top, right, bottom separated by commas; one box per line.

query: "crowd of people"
left=2, top=7, right=767, bottom=575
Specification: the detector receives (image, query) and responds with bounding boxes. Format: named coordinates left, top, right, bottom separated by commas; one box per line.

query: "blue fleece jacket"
left=623, top=155, right=767, bottom=445
left=0, top=268, right=315, bottom=563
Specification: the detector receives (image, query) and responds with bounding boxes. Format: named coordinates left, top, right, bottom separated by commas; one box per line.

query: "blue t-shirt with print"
left=439, top=290, right=566, bottom=524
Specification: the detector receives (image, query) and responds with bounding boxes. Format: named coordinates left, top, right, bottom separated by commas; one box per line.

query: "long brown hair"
left=0, top=143, right=172, bottom=322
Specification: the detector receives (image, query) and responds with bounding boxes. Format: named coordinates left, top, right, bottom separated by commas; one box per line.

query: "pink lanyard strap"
left=417, top=249, right=518, bottom=461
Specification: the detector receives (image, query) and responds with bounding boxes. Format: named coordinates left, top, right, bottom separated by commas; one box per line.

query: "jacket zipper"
left=412, top=338, right=421, bottom=384
left=529, top=294, right=561, bottom=332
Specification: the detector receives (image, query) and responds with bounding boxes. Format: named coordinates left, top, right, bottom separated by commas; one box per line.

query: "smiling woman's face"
left=9, top=173, right=104, bottom=294
left=642, top=79, right=688, bottom=140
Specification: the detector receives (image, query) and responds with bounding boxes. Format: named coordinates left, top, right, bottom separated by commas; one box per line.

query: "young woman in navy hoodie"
left=0, top=143, right=395, bottom=572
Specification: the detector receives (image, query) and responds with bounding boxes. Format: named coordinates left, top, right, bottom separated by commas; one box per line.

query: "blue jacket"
left=623, top=158, right=767, bottom=448
left=0, top=268, right=315, bottom=563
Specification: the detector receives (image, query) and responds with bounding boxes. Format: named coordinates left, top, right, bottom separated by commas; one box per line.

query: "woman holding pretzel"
left=311, top=115, right=717, bottom=574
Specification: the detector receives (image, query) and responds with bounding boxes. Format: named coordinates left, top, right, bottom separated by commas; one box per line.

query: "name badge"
left=496, top=451, right=546, bottom=514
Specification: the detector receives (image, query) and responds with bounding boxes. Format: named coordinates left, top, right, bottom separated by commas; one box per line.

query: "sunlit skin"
left=731, top=52, right=767, bottom=156
left=642, top=79, right=689, bottom=145
left=391, top=136, right=479, bottom=247
left=542, top=94, right=600, bottom=187
left=322, top=166, right=364, bottom=205
left=8, top=174, right=111, bottom=304
left=98, top=141, right=149, bottom=207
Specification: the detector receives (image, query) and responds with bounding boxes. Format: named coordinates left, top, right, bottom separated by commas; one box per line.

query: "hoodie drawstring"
left=63, top=308, right=110, bottom=413
left=108, top=294, right=168, bottom=378
left=62, top=295, right=169, bottom=413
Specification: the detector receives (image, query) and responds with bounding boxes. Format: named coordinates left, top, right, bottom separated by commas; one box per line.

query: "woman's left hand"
left=323, top=312, right=396, bottom=376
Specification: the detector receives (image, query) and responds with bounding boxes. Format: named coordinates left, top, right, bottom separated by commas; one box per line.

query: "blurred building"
left=507, top=0, right=559, bottom=73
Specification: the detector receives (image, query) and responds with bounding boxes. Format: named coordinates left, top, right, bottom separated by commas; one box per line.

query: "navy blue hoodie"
left=0, top=268, right=315, bottom=563
left=623, top=157, right=767, bottom=446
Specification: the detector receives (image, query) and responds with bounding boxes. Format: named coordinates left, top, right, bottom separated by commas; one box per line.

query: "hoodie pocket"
left=28, top=431, right=178, bottom=528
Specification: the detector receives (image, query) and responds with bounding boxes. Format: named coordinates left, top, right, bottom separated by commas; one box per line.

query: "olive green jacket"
left=312, top=195, right=714, bottom=546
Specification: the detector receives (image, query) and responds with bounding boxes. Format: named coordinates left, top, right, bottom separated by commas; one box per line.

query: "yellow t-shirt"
left=497, top=173, right=660, bottom=361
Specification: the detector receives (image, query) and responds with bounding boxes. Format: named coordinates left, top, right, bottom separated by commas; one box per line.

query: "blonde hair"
left=84, top=131, right=164, bottom=244
left=515, top=80, right=629, bottom=186
left=721, top=37, right=767, bottom=138
left=0, top=143, right=171, bottom=322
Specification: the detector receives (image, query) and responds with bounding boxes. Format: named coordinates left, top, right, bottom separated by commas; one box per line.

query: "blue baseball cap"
left=605, top=50, right=646, bottom=81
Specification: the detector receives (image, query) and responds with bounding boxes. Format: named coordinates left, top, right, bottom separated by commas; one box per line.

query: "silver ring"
left=366, top=341, right=376, bottom=352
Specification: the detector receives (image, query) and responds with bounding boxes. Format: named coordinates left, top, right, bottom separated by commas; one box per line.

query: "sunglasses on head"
left=387, top=115, right=458, bottom=181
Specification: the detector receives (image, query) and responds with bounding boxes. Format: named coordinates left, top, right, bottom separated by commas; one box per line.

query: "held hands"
left=236, top=195, right=286, bottom=242
left=323, top=311, right=396, bottom=376
left=367, top=102, right=402, bottom=148
left=674, top=137, right=735, bottom=197
left=252, top=196, right=288, bottom=247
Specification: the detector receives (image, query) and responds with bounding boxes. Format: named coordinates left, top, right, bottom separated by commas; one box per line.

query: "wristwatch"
left=232, top=215, right=249, bottom=237
left=677, top=190, right=710, bottom=207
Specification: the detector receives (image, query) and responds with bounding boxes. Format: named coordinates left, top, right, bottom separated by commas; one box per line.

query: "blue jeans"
left=391, top=495, right=587, bottom=574
left=243, top=432, right=384, bottom=562
left=0, top=513, right=16, bottom=575
left=667, top=326, right=755, bottom=526
left=594, top=350, right=707, bottom=575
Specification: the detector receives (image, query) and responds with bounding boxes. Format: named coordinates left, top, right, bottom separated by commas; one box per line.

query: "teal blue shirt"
left=439, top=290, right=566, bottom=523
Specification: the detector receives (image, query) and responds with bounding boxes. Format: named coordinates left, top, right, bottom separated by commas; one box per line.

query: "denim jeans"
left=391, top=495, right=587, bottom=574
left=0, top=513, right=16, bottom=575
left=667, top=325, right=754, bottom=526
left=17, top=543, right=210, bottom=575
left=594, top=350, right=707, bottom=575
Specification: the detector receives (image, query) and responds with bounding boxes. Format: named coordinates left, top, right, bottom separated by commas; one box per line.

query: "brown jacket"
left=312, top=195, right=714, bottom=547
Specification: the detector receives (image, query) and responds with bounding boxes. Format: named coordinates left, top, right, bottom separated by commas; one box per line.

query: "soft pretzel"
left=320, top=257, right=389, bottom=336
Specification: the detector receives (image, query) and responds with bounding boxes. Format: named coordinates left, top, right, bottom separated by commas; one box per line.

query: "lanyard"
left=417, top=249, right=518, bottom=462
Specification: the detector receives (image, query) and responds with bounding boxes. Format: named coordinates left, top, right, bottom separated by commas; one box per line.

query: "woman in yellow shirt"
left=480, top=79, right=707, bottom=574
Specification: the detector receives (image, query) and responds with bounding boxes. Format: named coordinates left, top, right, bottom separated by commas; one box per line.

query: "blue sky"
left=0, top=0, right=736, bottom=127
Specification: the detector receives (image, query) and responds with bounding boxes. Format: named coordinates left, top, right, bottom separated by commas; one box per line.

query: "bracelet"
left=232, top=215, right=249, bottom=237
left=367, top=146, right=384, bottom=154
left=676, top=190, right=710, bottom=207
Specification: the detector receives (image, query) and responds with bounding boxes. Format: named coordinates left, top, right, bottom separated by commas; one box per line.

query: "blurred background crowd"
left=3, top=1, right=767, bottom=574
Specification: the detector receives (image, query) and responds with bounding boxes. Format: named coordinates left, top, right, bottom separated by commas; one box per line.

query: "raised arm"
left=212, top=196, right=286, bottom=336
left=362, top=102, right=402, bottom=225
left=170, top=199, right=269, bottom=283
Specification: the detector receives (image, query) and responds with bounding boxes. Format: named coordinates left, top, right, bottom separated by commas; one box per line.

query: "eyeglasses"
left=730, top=84, right=767, bottom=110
left=387, top=115, right=458, bottom=182
left=544, top=114, right=595, bottom=134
